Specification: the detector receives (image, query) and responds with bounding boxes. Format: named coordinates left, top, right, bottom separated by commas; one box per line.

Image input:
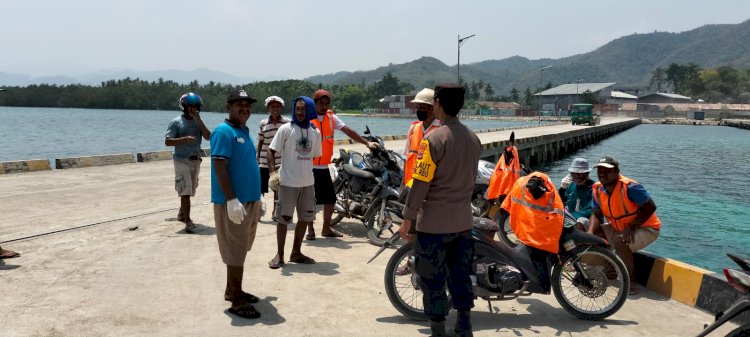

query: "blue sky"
left=1, top=0, right=749, bottom=79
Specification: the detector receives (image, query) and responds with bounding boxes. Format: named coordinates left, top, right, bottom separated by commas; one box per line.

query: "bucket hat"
left=568, top=157, right=591, bottom=173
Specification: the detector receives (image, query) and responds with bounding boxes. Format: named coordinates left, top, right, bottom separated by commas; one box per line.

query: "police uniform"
left=403, top=116, right=482, bottom=323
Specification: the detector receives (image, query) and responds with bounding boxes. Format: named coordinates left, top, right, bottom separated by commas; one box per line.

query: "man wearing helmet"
left=165, top=92, right=211, bottom=233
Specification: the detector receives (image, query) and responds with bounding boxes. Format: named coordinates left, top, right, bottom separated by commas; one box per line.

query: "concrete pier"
left=0, top=117, right=740, bottom=336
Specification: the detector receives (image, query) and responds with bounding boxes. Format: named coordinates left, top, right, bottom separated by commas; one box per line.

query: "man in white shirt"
left=267, top=96, right=322, bottom=269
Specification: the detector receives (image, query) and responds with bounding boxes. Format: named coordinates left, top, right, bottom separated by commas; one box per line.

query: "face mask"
left=416, top=110, right=428, bottom=121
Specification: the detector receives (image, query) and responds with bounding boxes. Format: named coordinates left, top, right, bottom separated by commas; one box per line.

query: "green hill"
left=305, top=19, right=750, bottom=94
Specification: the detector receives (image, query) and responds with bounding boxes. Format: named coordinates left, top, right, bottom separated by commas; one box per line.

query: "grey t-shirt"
left=165, top=115, right=202, bottom=160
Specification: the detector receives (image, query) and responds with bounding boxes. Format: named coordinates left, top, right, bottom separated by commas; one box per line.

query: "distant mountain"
left=0, top=68, right=263, bottom=86
left=306, top=19, right=750, bottom=94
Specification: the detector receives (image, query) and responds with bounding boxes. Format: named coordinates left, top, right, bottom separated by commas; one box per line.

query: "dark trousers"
left=414, top=230, right=474, bottom=321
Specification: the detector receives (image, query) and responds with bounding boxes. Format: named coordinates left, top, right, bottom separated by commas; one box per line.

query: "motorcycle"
left=471, top=159, right=495, bottom=217
left=330, top=126, right=405, bottom=246
left=370, top=210, right=630, bottom=321
left=696, top=253, right=750, bottom=337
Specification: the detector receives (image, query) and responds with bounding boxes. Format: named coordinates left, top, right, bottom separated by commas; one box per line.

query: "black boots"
left=429, top=320, right=446, bottom=337
left=454, top=310, right=473, bottom=337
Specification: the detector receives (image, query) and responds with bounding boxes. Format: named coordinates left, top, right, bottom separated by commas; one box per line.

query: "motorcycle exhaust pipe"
left=334, top=203, right=346, bottom=213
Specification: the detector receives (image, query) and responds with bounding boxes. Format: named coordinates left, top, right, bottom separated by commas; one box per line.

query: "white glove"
left=268, top=171, right=280, bottom=192
left=560, top=175, right=573, bottom=189
left=226, top=198, right=247, bottom=224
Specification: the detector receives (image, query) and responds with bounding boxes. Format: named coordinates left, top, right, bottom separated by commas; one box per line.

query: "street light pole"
left=457, top=34, right=475, bottom=83
left=538, top=65, right=552, bottom=123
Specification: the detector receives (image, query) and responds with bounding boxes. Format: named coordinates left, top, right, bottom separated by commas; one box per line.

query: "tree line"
left=649, top=64, right=750, bottom=103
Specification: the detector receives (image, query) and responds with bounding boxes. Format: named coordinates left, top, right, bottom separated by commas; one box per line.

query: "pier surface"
left=0, top=118, right=738, bottom=336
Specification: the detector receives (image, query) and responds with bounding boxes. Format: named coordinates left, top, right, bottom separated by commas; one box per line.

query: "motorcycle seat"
left=342, top=164, right=377, bottom=180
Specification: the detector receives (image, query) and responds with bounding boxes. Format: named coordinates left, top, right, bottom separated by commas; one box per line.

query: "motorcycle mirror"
left=509, top=131, right=515, bottom=145
left=364, top=125, right=371, bottom=135
left=367, top=232, right=401, bottom=264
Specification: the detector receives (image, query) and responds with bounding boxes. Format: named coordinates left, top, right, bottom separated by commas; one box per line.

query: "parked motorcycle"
left=696, top=253, right=750, bottom=337
left=370, top=210, right=630, bottom=321
left=330, top=126, right=405, bottom=246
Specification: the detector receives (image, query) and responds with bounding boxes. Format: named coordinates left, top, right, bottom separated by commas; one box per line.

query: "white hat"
left=264, top=95, right=285, bottom=106
left=568, top=157, right=591, bottom=173
left=410, top=88, right=435, bottom=105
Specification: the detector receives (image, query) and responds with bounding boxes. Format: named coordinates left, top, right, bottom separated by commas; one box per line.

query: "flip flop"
left=225, top=291, right=260, bottom=304
left=305, top=233, right=316, bottom=241
left=289, top=254, right=316, bottom=264
left=268, top=257, right=284, bottom=270
left=321, top=231, right=343, bottom=238
left=628, top=285, right=640, bottom=295
left=228, top=304, right=261, bottom=319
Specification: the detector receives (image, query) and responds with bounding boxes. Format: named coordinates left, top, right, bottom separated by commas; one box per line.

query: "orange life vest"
left=592, top=176, right=662, bottom=232
left=486, top=145, right=521, bottom=200
left=501, top=172, right=565, bottom=253
left=311, top=110, right=335, bottom=165
left=403, top=121, right=440, bottom=185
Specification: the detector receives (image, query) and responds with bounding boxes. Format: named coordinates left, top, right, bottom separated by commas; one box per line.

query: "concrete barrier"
left=136, top=150, right=173, bottom=162
left=635, top=251, right=750, bottom=325
left=55, top=153, right=135, bottom=169
left=0, top=159, right=51, bottom=174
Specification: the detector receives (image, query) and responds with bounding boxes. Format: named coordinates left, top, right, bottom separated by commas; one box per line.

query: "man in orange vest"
left=403, top=88, right=441, bottom=186
left=308, top=89, right=379, bottom=240
left=587, top=156, right=661, bottom=295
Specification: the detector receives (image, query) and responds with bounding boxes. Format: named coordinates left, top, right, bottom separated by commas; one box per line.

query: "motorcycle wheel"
left=366, top=198, right=401, bottom=247
left=330, top=177, right=346, bottom=227
left=494, top=212, right=520, bottom=248
left=727, top=324, right=750, bottom=337
left=552, top=246, right=629, bottom=320
left=384, top=243, right=428, bottom=320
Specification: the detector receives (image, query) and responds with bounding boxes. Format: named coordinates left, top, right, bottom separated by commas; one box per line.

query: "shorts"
left=174, top=159, right=201, bottom=197
left=260, top=167, right=270, bottom=194
left=603, top=224, right=659, bottom=252
left=276, top=185, right=317, bottom=224
left=313, top=168, right=336, bottom=205
left=213, top=201, right=261, bottom=267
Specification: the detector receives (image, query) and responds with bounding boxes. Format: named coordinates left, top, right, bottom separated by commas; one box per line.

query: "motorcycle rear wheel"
left=384, top=243, right=428, bottom=320
left=727, top=324, right=750, bottom=337
left=552, top=246, right=629, bottom=320
left=366, top=199, right=402, bottom=246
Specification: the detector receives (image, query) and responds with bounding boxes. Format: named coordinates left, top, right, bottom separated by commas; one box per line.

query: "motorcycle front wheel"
left=494, top=212, right=520, bottom=248
left=551, top=246, right=629, bottom=320
left=366, top=198, right=402, bottom=246
left=384, top=243, right=428, bottom=320
left=727, top=324, right=750, bottom=337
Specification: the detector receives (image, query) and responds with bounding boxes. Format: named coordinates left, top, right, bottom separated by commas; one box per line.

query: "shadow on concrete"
left=375, top=297, right=638, bottom=335
left=175, top=223, right=215, bottom=236
left=0, top=259, right=21, bottom=270
left=224, top=296, right=286, bottom=326
left=279, top=261, right=340, bottom=277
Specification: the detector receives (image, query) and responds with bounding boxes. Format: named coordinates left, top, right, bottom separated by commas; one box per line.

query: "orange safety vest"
left=403, top=121, right=440, bottom=186
left=311, top=110, right=335, bottom=165
left=592, top=176, right=661, bottom=232
left=501, top=172, right=565, bottom=253
left=486, top=145, right=521, bottom=200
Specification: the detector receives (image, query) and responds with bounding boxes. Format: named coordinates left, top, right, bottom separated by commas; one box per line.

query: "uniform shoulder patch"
left=412, top=139, right=436, bottom=182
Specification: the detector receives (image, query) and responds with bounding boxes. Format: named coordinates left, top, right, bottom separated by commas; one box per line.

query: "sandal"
left=289, top=254, right=316, bottom=264
left=225, top=291, right=260, bottom=304
left=268, top=257, right=284, bottom=269
left=321, top=230, right=343, bottom=238
left=228, top=304, right=261, bottom=319
left=305, top=233, right=316, bottom=241
left=628, top=285, right=640, bottom=295
left=0, top=249, right=20, bottom=259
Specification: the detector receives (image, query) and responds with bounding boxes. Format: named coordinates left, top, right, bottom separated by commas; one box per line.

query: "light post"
left=576, top=79, right=583, bottom=104
left=538, top=65, right=552, bottom=122
left=457, top=34, right=475, bottom=83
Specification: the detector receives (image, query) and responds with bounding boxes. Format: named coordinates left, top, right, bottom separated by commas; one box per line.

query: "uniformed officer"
left=400, top=83, right=482, bottom=337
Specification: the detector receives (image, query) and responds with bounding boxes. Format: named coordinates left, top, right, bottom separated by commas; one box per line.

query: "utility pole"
left=538, top=65, right=552, bottom=123
left=457, top=34, right=475, bottom=83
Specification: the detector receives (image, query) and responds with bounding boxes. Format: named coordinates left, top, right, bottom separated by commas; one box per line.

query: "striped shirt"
left=257, top=116, right=290, bottom=168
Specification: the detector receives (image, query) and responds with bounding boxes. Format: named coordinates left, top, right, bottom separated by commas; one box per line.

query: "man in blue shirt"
left=165, top=92, right=210, bottom=233
left=210, top=89, right=263, bottom=319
